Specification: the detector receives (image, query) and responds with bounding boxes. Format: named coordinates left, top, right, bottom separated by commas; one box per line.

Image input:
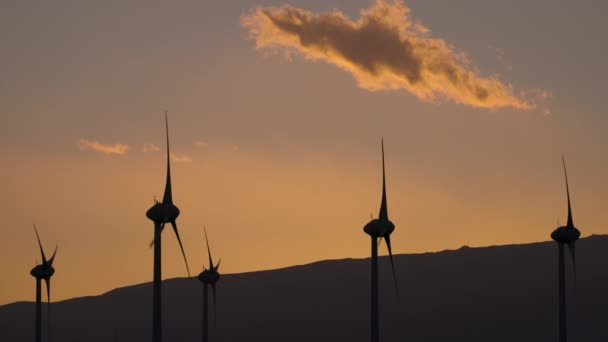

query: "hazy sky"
left=1, top=0, right=607, bottom=305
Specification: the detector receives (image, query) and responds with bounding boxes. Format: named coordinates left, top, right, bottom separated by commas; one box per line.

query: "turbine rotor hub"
left=364, top=218, right=394, bottom=238
left=197, top=270, right=221, bottom=284
left=30, top=264, right=54, bottom=279
left=146, top=203, right=180, bottom=224
left=551, top=225, right=580, bottom=243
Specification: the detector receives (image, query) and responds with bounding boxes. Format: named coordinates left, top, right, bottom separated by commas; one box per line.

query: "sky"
left=1, top=0, right=607, bottom=305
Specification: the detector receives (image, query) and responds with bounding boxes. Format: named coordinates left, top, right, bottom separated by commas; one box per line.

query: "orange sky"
left=1, top=0, right=607, bottom=305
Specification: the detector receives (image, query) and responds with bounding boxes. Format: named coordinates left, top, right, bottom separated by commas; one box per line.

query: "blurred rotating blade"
left=149, top=220, right=167, bottom=248
left=48, top=246, right=58, bottom=266
left=567, top=241, right=577, bottom=284
left=171, top=220, right=191, bottom=277
left=384, top=235, right=399, bottom=297
left=33, top=225, right=47, bottom=265
left=211, top=282, right=217, bottom=327
left=44, top=278, right=52, bottom=341
left=204, top=227, right=214, bottom=269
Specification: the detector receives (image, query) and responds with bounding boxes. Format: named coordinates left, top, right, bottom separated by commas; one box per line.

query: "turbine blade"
left=44, top=277, right=52, bottom=340
left=162, top=111, right=173, bottom=204
left=204, top=227, right=214, bottom=269
left=215, top=258, right=221, bottom=272
left=567, top=241, right=577, bottom=284
left=212, top=282, right=217, bottom=327
left=562, top=155, right=574, bottom=227
left=48, top=246, right=58, bottom=266
left=384, top=235, right=399, bottom=297
left=148, top=221, right=167, bottom=249
left=33, top=224, right=47, bottom=265
left=171, top=220, right=191, bottom=277
left=377, top=236, right=383, bottom=247
left=379, top=139, right=388, bottom=220
left=44, top=278, right=51, bottom=305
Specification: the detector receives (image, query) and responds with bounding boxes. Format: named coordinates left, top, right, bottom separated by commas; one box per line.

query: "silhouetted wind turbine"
left=550, top=155, right=581, bottom=342
left=363, top=140, right=398, bottom=342
left=30, top=224, right=57, bottom=342
left=145, top=112, right=191, bottom=342
left=197, top=228, right=221, bottom=342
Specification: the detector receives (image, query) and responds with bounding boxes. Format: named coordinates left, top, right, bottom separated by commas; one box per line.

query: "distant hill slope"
left=2, top=235, right=608, bottom=342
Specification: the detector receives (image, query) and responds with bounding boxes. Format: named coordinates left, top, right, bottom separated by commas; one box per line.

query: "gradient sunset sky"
left=1, top=0, right=607, bottom=305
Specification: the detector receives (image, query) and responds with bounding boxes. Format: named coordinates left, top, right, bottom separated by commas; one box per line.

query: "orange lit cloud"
left=171, top=153, right=193, bottom=163
left=143, top=143, right=160, bottom=152
left=78, top=139, right=129, bottom=155
left=242, top=0, right=536, bottom=110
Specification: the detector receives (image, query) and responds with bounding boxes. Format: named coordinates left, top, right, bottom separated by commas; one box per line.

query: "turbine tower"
left=197, top=228, right=221, bottom=342
left=30, top=224, right=57, bottom=342
left=550, top=156, right=581, bottom=342
left=363, top=140, right=398, bottom=342
left=145, top=112, right=191, bottom=342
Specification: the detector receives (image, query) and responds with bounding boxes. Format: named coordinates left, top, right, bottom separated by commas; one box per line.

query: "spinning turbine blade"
left=384, top=235, right=399, bottom=296
left=44, top=278, right=51, bottom=306
left=212, top=283, right=217, bottom=327
left=48, top=246, right=58, bottom=266
left=567, top=241, right=577, bottom=283
left=204, top=227, right=214, bottom=268
left=149, top=220, right=168, bottom=248
left=379, top=139, right=388, bottom=221
left=171, top=221, right=191, bottom=277
left=44, top=277, right=52, bottom=339
left=33, top=225, right=47, bottom=265
left=162, top=112, right=173, bottom=204
left=562, top=155, right=574, bottom=227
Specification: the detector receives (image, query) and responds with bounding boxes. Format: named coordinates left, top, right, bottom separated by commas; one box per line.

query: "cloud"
left=171, top=153, right=193, bottom=163
left=242, top=0, right=538, bottom=110
left=143, top=143, right=160, bottom=153
left=78, top=139, right=129, bottom=155
left=195, top=140, right=209, bottom=148
left=489, top=45, right=512, bottom=71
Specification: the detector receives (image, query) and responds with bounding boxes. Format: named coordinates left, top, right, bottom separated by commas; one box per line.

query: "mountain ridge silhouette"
left=2, top=235, right=608, bottom=341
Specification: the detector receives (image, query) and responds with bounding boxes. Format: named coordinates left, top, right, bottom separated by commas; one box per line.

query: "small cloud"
left=521, top=88, right=553, bottom=116
left=171, top=153, right=193, bottom=163
left=78, top=139, right=129, bottom=155
left=195, top=140, right=209, bottom=148
left=143, top=143, right=160, bottom=153
left=488, top=45, right=513, bottom=72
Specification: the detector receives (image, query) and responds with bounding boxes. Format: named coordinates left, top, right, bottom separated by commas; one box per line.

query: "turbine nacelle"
left=551, top=225, right=580, bottom=243
left=197, top=269, right=221, bottom=284
left=364, top=218, right=395, bottom=238
left=146, top=202, right=180, bottom=224
left=30, top=264, right=55, bottom=279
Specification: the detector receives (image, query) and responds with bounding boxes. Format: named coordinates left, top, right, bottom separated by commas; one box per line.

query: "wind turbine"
left=550, top=155, right=581, bottom=342
left=362, top=140, right=398, bottom=342
left=145, top=112, right=191, bottom=342
left=30, top=224, right=57, bottom=342
left=197, top=228, right=221, bottom=342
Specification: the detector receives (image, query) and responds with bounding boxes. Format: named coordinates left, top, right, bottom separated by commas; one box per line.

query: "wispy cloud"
left=171, top=153, right=193, bottom=163
left=489, top=45, right=512, bottom=71
left=143, top=143, right=160, bottom=153
left=78, top=139, right=129, bottom=155
left=242, top=0, right=540, bottom=110
left=195, top=140, right=209, bottom=148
